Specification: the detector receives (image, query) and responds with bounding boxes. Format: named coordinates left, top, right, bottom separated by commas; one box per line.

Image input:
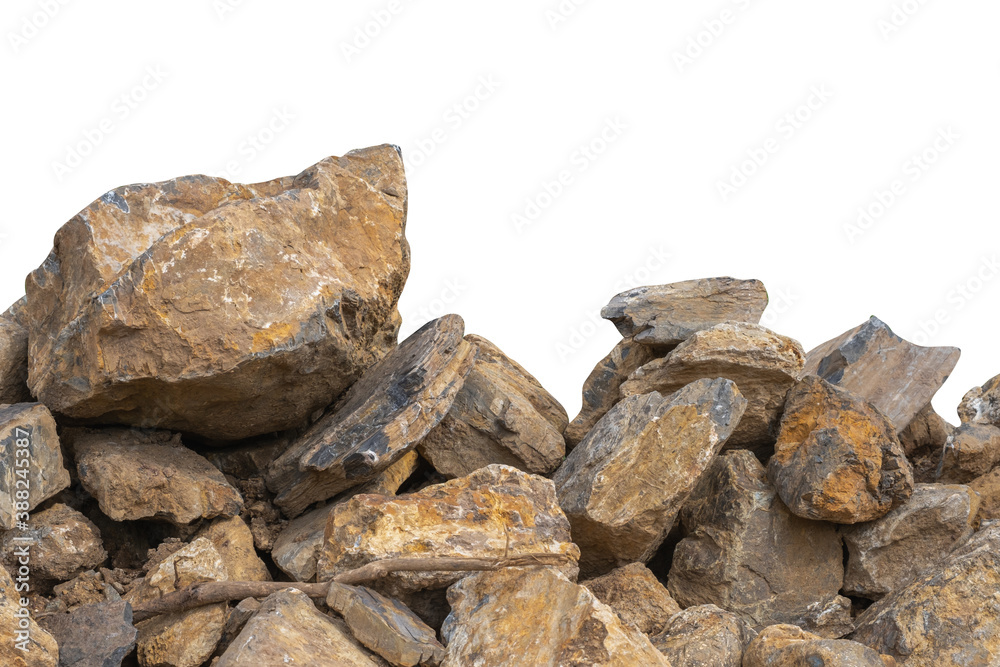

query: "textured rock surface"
left=804, top=317, right=960, bottom=433
left=417, top=334, right=566, bottom=478
left=898, top=403, right=953, bottom=457
left=441, top=567, right=670, bottom=666
left=650, top=604, right=755, bottom=667
left=744, top=624, right=895, bottom=667
left=622, top=322, right=804, bottom=450
left=669, top=450, right=844, bottom=629
left=958, top=372, right=1000, bottom=426
left=317, top=465, right=579, bottom=595
left=0, top=504, right=106, bottom=581
left=789, top=595, right=856, bottom=639
left=969, top=467, right=1000, bottom=521
left=935, top=422, right=1000, bottom=483
left=26, top=146, right=410, bottom=442
left=601, top=277, right=768, bottom=346
left=194, top=515, right=270, bottom=583
left=852, top=525, right=1000, bottom=665
left=40, top=600, right=137, bottom=667
left=554, top=378, right=746, bottom=574
left=581, top=562, right=681, bottom=636
left=0, top=564, right=59, bottom=666
left=0, top=297, right=31, bottom=404
left=267, top=314, right=476, bottom=517
left=0, top=403, right=71, bottom=530
left=768, top=376, right=914, bottom=524
left=70, top=428, right=243, bottom=524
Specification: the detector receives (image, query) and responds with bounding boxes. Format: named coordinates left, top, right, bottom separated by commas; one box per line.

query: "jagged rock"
left=650, top=604, right=756, bottom=667
left=581, top=562, right=681, bottom=636
left=194, top=515, right=270, bottom=583
left=0, top=565, right=59, bottom=666
left=70, top=428, right=243, bottom=525
left=564, top=338, right=657, bottom=448
left=417, top=334, right=566, bottom=478
left=803, top=317, right=960, bottom=433
left=899, top=403, right=954, bottom=457
left=668, top=450, right=844, bottom=629
left=744, top=625, right=895, bottom=667
left=852, top=525, right=1000, bottom=665
left=0, top=504, right=106, bottom=581
left=601, top=277, right=769, bottom=347
left=554, top=378, right=746, bottom=574
left=50, top=570, right=120, bottom=612
left=267, top=315, right=476, bottom=517
left=0, top=403, right=71, bottom=530
left=935, top=423, right=1000, bottom=483
left=958, top=372, right=1000, bottom=426
left=767, top=376, right=914, bottom=524
left=327, top=583, right=445, bottom=667
left=621, top=322, right=804, bottom=450
left=841, top=483, right=978, bottom=599
left=789, top=595, right=855, bottom=639
left=441, top=567, right=670, bottom=666
left=26, top=146, right=409, bottom=442
left=0, top=297, right=31, bottom=404
left=316, top=465, right=579, bottom=596
left=40, top=600, right=137, bottom=667
left=212, top=598, right=260, bottom=660
left=970, top=467, right=1000, bottom=521
left=215, top=588, right=381, bottom=666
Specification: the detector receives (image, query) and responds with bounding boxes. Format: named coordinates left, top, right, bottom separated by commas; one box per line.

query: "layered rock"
left=0, top=297, right=31, bottom=404
left=958, top=372, right=1000, bottom=426
left=581, top=563, right=681, bottom=636
left=744, top=624, right=895, bottom=667
left=40, top=601, right=138, bottom=667
left=0, top=504, right=106, bottom=581
left=650, top=605, right=756, bottom=667
left=0, top=403, right=71, bottom=530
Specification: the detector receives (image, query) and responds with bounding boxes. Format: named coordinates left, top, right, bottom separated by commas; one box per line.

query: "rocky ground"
left=1, top=145, right=998, bottom=666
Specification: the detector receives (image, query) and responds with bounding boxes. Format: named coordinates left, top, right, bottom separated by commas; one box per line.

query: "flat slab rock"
left=39, top=600, right=137, bottom=667
left=651, top=604, right=756, bottom=667
left=554, top=378, right=746, bottom=575
left=0, top=503, right=106, bottom=582
left=601, top=277, right=769, bottom=346
left=0, top=296, right=31, bottom=404
left=267, top=314, right=476, bottom=517
left=0, top=403, right=71, bottom=530
left=26, top=145, right=409, bottom=441
left=958, top=372, right=1000, bottom=426
left=744, top=624, right=896, bottom=667
left=0, top=564, right=59, bottom=666
left=803, top=316, right=960, bottom=433
left=441, top=567, right=670, bottom=666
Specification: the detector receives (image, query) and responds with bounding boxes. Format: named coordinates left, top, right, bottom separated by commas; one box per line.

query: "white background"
left=2, top=0, right=997, bottom=425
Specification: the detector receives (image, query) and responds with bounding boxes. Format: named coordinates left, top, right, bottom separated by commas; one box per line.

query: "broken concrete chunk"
left=581, top=562, right=681, bottom=636
left=1, top=504, right=106, bottom=582
left=0, top=403, right=71, bottom=530
left=650, top=604, right=756, bottom=667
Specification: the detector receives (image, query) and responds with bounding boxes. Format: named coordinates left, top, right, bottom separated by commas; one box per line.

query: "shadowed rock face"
left=0, top=402, right=71, bottom=530
left=25, top=145, right=410, bottom=441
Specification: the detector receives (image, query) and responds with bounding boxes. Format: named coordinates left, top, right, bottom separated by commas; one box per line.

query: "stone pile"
left=0, top=146, right=996, bottom=666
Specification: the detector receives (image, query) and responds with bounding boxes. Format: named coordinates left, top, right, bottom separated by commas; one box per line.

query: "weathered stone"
left=212, top=598, right=260, bottom=660
left=601, top=277, right=769, bottom=346
left=841, top=483, right=978, bottom=600
left=51, top=570, right=120, bottom=611
left=40, top=600, right=137, bottom=667
left=768, top=376, right=915, bottom=524
left=621, top=322, right=804, bottom=450
left=417, top=335, right=566, bottom=478
left=935, top=422, right=1000, bottom=483
left=789, top=595, right=855, bottom=639
left=26, top=146, right=410, bottom=442
left=554, top=378, right=746, bottom=574
left=70, top=428, right=243, bottom=524
left=852, top=524, right=1000, bottom=665
left=744, top=625, right=895, bottom=667
left=316, top=465, right=579, bottom=595
left=581, top=562, right=681, bottom=636
left=0, top=565, right=59, bottom=666
left=327, top=583, right=445, bottom=667
left=194, top=515, right=270, bottom=583
left=898, top=403, right=953, bottom=457
left=564, top=337, right=658, bottom=448
left=1, top=504, right=106, bottom=581
left=267, top=315, right=476, bottom=517
left=442, top=567, right=670, bottom=666
left=0, top=297, right=31, bottom=404
left=958, top=372, right=1000, bottom=426
left=201, top=433, right=290, bottom=480
left=669, top=450, right=844, bottom=629
left=650, top=604, right=756, bottom=667
left=216, top=588, right=381, bottom=666
left=969, top=467, right=1000, bottom=521
left=0, top=403, right=71, bottom=530
left=804, top=317, right=960, bottom=433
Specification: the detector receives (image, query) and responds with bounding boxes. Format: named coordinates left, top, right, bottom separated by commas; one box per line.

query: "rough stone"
left=40, top=600, right=137, bottom=667
left=969, top=467, right=1000, bottom=521
left=581, top=562, right=681, bottom=636
left=212, top=598, right=260, bottom=660
left=935, top=422, right=1000, bottom=483
left=958, top=372, right=1000, bottom=426
left=669, top=450, right=844, bottom=629
left=650, top=604, right=756, bottom=667
left=267, top=314, right=476, bottom=517
left=1, top=504, right=106, bottom=582
left=194, top=515, right=270, bottom=583
left=789, top=595, right=856, bottom=639
left=601, top=277, right=769, bottom=347
left=621, top=322, right=804, bottom=450
left=744, top=625, right=895, bottom=667
left=0, top=403, right=71, bottom=530
left=554, top=378, right=746, bottom=574
left=898, top=403, right=953, bottom=457
left=441, top=567, right=670, bottom=667
left=0, top=297, right=31, bottom=404
left=0, top=565, right=59, bottom=666
left=803, top=317, right=960, bottom=433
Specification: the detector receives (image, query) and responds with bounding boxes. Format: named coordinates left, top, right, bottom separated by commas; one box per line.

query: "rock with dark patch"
left=650, top=604, right=756, bottom=667
left=25, top=146, right=410, bottom=442
left=1, top=504, right=106, bottom=582
left=803, top=317, right=960, bottom=433
left=0, top=403, right=71, bottom=530
left=0, top=297, right=31, bottom=404
left=40, top=600, right=137, bottom=667
left=441, top=567, right=670, bottom=666
left=266, top=315, right=476, bottom=517
left=601, top=277, right=769, bottom=347
left=744, top=625, right=896, bottom=667
left=668, top=450, right=844, bottom=629
left=0, top=565, right=59, bottom=666
left=934, top=422, right=1000, bottom=483
left=767, top=376, right=914, bottom=524
left=581, top=562, right=681, bottom=636
left=958, top=372, right=1000, bottom=426
left=554, top=378, right=746, bottom=575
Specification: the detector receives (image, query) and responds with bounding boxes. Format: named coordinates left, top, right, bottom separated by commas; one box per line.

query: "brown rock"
left=194, top=515, right=270, bottom=583
left=621, top=322, right=805, bottom=450
left=267, top=314, right=476, bottom=517
left=744, top=624, right=895, bottom=667
left=969, top=467, right=1000, bottom=521
left=898, top=403, right=954, bottom=457
left=70, top=428, right=243, bottom=524
left=40, top=600, right=137, bottom=667
left=0, top=565, right=59, bottom=666
left=803, top=317, right=960, bottom=433
left=669, top=450, right=844, bottom=629
left=554, top=378, right=747, bottom=574
left=958, top=372, right=1000, bottom=426
left=650, top=604, right=756, bottom=667
left=0, top=297, right=31, bottom=404
left=0, top=403, right=71, bottom=530
left=789, top=595, right=856, bottom=639
left=852, top=524, right=1000, bottom=665
left=581, top=562, right=681, bottom=635
left=768, top=376, right=915, bottom=524
left=26, top=146, right=409, bottom=442
left=212, top=598, right=260, bottom=660
left=601, top=277, right=769, bottom=346
left=1, top=504, right=106, bottom=582
left=441, top=567, right=670, bottom=666
left=316, top=465, right=579, bottom=596
left=935, top=422, right=1000, bottom=483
